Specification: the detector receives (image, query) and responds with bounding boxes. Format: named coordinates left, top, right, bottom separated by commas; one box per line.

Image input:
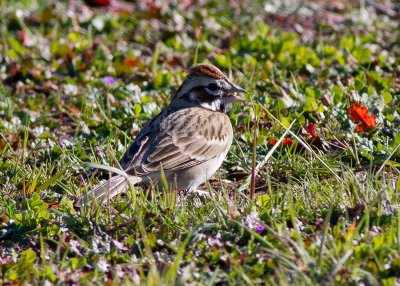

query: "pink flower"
left=102, top=76, right=119, bottom=86
left=255, top=225, right=265, bottom=233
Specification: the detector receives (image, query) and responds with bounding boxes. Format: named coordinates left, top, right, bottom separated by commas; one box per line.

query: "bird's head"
left=171, top=64, right=247, bottom=112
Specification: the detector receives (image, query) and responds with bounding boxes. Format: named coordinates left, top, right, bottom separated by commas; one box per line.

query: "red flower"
left=269, top=137, right=278, bottom=145
left=348, top=104, right=377, bottom=132
left=125, top=58, right=137, bottom=67
left=283, top=138, right=293, bottom=146
left=46, top=202, right=60, bottom=208
left=18, top=30, right=26, bottom=44
left=18, top=30, right=31, bottom=46
left=305, top=123, right=317, bottom=139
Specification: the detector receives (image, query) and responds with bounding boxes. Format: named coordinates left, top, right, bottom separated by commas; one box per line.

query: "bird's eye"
left=207, top=83, right=219, bottom=91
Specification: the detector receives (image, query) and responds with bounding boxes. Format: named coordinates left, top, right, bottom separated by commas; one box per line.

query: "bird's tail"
left=76, top=175, right=142, bottom=207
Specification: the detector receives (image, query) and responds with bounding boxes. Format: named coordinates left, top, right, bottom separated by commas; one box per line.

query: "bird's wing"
left=120, top=107, right=233, bottom=176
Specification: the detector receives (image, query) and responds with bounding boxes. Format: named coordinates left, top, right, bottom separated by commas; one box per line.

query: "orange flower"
left=269, top=137, right=294, bottom=146
left=348, top=104, right=377, bottom=132
left=69, top=105, right=80, bottom=115
left=269, top=137, right=278, bottom=145
left=283, top=138, right=293, bottom=146
left=1, top=213, right=8, bottom=223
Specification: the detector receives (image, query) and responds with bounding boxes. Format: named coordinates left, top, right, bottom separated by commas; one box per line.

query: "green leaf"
left=384, top=160, right=400, bottom=168
left=6, top=49, right=19, bottom=59
left=153, top=71, right=171, bottom=89
left=381, top=92, right=392, bottom=104
left=134, top=103, right=142, bottom=116
left=24, top=193, right=48, bottom=212
left=7, top=37, right=29, bottom=54
left=305, top=87, right=315, bottom=98
left=36, top=169, right=66, bottom=192
left=280, top=117, right=291, bottom=128
left=215, top=54, right=231, bottom=69
left=360, top=147, right=374, bottom=161
left=20, top=249, right=37, bottom=265
left=340, top=36, right=354, bottom=50
left=331, top=86, right=343, bottom=105
left=354, top=79, right=364, bottom=91
left=304, top=97, right=318, bottom=112
left=352, top=47, right=372, bottom=64
left=141, top=95, right=152, bottom=104
left=29, top=166, right=42, bottom=194
left=256, top=195, right=270, bottom=208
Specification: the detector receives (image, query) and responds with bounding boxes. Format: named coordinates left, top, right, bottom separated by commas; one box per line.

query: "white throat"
left=199, top=98, right=223, bottom=112
left=188, top=91, right=229, bottom=112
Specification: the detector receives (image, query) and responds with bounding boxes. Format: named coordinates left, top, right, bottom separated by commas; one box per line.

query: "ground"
left=0, top=0, right=399, bottom=285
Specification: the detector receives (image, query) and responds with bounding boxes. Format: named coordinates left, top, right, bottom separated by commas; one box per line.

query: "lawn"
left=0, top=0, right=399, bottom=284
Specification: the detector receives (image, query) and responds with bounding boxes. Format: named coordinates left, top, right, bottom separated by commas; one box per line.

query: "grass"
left=1, top=0, right=400, bottom=284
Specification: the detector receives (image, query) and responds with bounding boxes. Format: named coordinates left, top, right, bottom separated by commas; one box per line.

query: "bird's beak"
left=231, top=83, right=247, bottom=94
left=228, top=82, right=247, bottom=103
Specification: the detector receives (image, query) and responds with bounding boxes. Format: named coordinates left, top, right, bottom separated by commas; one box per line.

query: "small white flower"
left=97, top=258, right=109, bottom=272
left=69, top=239, right=82, bottom=256
left=63, top=84, right=78, bottom=96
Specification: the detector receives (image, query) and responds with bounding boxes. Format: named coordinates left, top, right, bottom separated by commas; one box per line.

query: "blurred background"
left=1, top=0, right=398, bottom=146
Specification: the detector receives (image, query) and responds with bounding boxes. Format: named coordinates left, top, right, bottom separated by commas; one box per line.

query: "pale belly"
left=172, top=152, right=227, bottom=191
left=141, top=151, right=228, bottom=191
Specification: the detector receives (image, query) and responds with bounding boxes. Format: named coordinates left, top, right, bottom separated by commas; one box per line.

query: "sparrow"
left=77, top=63, right=247, bottom=206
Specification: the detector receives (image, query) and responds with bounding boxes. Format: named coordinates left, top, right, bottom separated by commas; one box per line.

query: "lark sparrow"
left=77, top=64, right=246, bottom=206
